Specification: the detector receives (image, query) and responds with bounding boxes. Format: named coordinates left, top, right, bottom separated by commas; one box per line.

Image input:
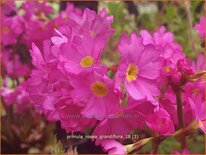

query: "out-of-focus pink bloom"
left=1, top=49, right=30, bottom=78
left=54, top=97, right=96, bottom=133
left=184, top=81, right=206, bottom=133
left=49, top=7, right=113, bottom=49
left=160, top=86, right=194, bottom=127
left=1, top=82, right=33, bottom=113
left=96, top=140, right=126, bottom=155
left=194, top=17, right=206, bottom=39
left=1, top=15, right=24, bottom=46
left=1, top=0, right=16, bottom=16
left=140, top=26, right=183, bottom=62
left=80, top=8, right=114, bottom=42
left=59, top=35, right=103, bottom=75
left=115, top=32, right=161, bottom=104
left=145, top=108, right=175, bottom=136
left=70, top=67, right=120, bottom=120
left=192, top=53, right=205, bottom=72
left=21, top=1, right=54, bottom=47
left=172, top=148, right=190, bottom=154
left=22, top=1, right=53, bottom=20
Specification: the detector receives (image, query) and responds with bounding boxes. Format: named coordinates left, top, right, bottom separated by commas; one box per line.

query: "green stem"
left=152, top=140, right=159, bottom=154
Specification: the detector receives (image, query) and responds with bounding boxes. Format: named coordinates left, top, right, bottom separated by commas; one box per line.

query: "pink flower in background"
left=192, top=53, right=205, bottom=72
left=80, top=8, right=114, bottom=42
left=1, top=49, right=30, bottom=78
left=22, top=1, right=53, bottom=20
left=70, top=67, right=121, bottom=120
left=115, top=32, right=161, bottom=104
left=145, top=108, right=175, bottom=136
left=194, top=17, right=206, bottom=39
left=173, top=148, right=190, bottom=154
left=1, top=15, right=24, bottom=46
left=21, top=1, right=54, bottom=47
left=140, top=26, right=184, bottom=61
left=1, top=82, right=32, bottom=113
left=184, top=81, right=206, bottom=133
left=1, top=0, right=16, bottom=16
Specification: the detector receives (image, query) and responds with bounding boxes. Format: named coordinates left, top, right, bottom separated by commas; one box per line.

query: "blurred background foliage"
left=2, top=0, right=205, bottom=154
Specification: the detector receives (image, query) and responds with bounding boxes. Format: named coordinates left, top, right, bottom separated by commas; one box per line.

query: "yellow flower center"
left=3, top=26, right=10, bottom=34
left=198, top=120, right=203, bottom=127
left=192, top=89, right=200, bottom=94
left=90, top=31, right=96, bottom=38
left=164, top=66, right=170, bottom=72
left=126, top=64, right=138, bottom=81
left=202, top=74, right=206, bottom=81
left=91, top=81, right=108, bottom=97
left=80, top=56, right=94, bottom=68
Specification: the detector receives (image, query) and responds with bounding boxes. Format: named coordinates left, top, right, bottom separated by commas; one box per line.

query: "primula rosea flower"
left=184, top=81, right=206, bottom=133
left=139, top=27, right=195, bottom=86
left=1, top=0, right=16, bottom=17
left=70, top=67, right=121, bottom=119
left=172, top=148, right=190, bottom=154
left=27, top=41, right=73, bottom=121
left=92, top=100, right=155, bottom=142
left=54, top=97, right=96, bottom=132
left=192, top=53, right=205, bottom=72
left=145, top=108, right=175, bottom=136
left=160, top=86, right=195, bottom=127
left=1, top=49, right=30, bottom=78
left=1, top=15, right=24, bottom=46
left=1, top=82, right=32, bottom=113
left=59, top=35, right=103, bottom=75
left=140, top=26, right=183, bottom=61
left=115, top=32, right=161, bottom=104
left=21, top=1, right=54, bottom=47
left=194, top=17, right=206, bottom=39
left=96, top=140, right=126, bottom=155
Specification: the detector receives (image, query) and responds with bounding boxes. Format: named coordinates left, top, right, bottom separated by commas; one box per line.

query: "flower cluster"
left=1, top=1, right=205, bottom=154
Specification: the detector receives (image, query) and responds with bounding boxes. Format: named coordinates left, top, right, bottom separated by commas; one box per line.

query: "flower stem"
left=175, top=88, right=187, bottom=150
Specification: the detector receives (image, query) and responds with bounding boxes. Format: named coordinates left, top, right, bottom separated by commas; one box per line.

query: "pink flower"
left=58, top=35, right=103, bottom=75
left=192, top=53, right=205, bottom=72
left=1, top=15, right=24, bottom=46
left=92, top=100, right=155, bottom=143
left=184, top=81, right=206, bottom=133
left=172, top=148, right=190, bottom=154
left=96, top=140, right=126, bottom=154
left=145, top=108, right=175, bottom=136
left=54, top=97, right=96, bottom=132
left=194, top=17, right=206, bottom=39
left=22, top=1, right=53, bottom=20
left=1, top=49, right=30, bottom=78
left=1, top=0, right=16, bottom=17
left=21, top=1, right=54, bottom=47
left=1, top=82, right=33, bottom=113
left=140, top=26, right=183, bottom=61
left=27, top=41, right=73, bottom=121
left=160, top=86, right=194, bottom=127
left=70, top=67, right=121, bottom=120
left=115, top=32, right=161, bottom=104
